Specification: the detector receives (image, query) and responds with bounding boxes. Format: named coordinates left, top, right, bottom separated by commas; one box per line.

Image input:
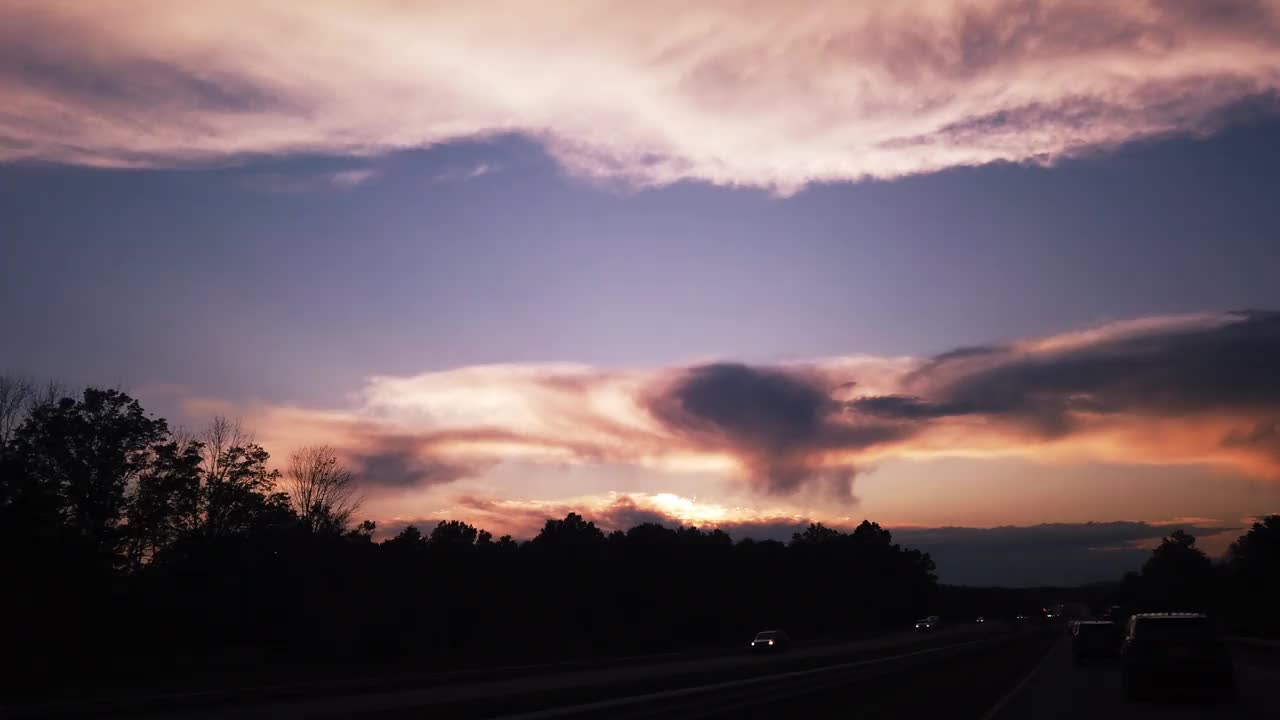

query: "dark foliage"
left=1106, top=523, right=1280, bottom=636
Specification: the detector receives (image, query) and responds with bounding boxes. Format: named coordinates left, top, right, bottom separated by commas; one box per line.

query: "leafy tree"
left=125, top=435, right=203, bottom=570
left=1137, top=529, right=1216, bottom=611
left=1227, top=515, right=1280, bottom=634
left=386, top=524, right=425, bottom=549
left=430, top=519, right=481, bottom=547
left=792, top=522, right=841, bottom=545
left=532, top=512, right=604, bottom=547
left=8, top=388, right=167, bottom=564
left=195, top=417, right=292, bottom=537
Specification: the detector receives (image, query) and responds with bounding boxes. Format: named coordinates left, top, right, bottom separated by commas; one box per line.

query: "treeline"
left=940, top=525, right=1280, bottom=636
left=0, top=381, right=938, bottom=697
left=1110, top=524, right=1280, bottom=635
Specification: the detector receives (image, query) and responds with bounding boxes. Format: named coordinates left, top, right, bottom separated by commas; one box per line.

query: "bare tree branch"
left=285, top=445, right=362, bottom=533
left=0, top=375, right=34, bottom=449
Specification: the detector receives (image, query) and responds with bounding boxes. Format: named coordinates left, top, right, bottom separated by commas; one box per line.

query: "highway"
left=995, top=633, right=1280, bottom=720
left=8, top=624, right=1057, bottom=719
left=14, top=625, right=1273, bottom=718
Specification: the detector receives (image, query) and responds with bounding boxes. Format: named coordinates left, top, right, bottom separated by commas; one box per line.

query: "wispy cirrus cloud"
left=190, top=310, right=1280, bottom=505
left=241, top=167, right=379, bottom=194
left=2, top=1, right=1279, bottom=191
left=432, top=162, right=499, bottom=184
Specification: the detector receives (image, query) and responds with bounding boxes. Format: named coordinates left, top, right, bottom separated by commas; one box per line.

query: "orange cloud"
left=185, top=311, right=1280, bottom=504
left=3, top=2, right=1279, bottom=190
left=377, top=491, right=817, bottom=541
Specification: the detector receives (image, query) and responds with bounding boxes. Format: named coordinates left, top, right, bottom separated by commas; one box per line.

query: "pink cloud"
left=181, top=311, right=1280, bottom=506
left=2, top=1, right=1279, bottom=190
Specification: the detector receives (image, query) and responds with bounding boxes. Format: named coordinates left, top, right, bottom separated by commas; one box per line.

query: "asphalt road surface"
left=30, top=625, right=1279, bottom=719
left=996, top=634, right=1280, bottom=720
left=10, top=624, right=1054, bottom=719
left=498, top=627, right=1055, bottom=720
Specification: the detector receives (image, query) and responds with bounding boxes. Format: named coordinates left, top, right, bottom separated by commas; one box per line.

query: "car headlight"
left=768, top=640, right=774, bottom=646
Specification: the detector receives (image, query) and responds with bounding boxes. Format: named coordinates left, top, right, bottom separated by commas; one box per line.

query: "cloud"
left=644, top=363, right=907, bottom=498
left=868, top=310, right=1280, bottom=469
left=376, top=491, right=815, bottom=542
left=2, top=1, right=1279, bottom=190
left=241, top=167, right=379, bottom=193
left=433, top=162, right=499, bottom=184
left=344, top=434, right=487, bottom=489
left=190, top=310, right=1280, bottom=499
left=894, top=521, right=1240, bottom=586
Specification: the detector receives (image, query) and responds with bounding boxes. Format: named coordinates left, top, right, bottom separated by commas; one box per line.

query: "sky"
left=3, top=0, right=1280, bottom=585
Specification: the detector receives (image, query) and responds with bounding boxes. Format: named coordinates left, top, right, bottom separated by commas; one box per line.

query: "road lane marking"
left=979, top=635, right=1058, bottom=720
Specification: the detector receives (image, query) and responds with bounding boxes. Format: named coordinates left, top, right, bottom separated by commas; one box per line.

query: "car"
left=750, top=629, right=791, bottom=652
left=1071, top=620, right=1119, bottom=663
left=975, top=616, right=985, bottom=624
left=1121, top=613, right=1234, bottom=702
left=914, top=615, right=941, bottom=631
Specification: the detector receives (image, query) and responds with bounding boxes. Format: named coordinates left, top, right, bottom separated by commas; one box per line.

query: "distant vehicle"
left=914, top=615, right=941, bottom=631
left=1101, top=605, right=1125, bottom=622
left=750, top=629, right=791, bottom=652
left=975, top=616, right=985, bottom=624
left=1071, top=621, right=1119, bottom=663
left=1121, top=613, right=1234, bottom=701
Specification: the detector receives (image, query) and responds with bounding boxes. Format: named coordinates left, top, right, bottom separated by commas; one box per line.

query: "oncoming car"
left=914, top=615, right=941, bottom=631
left=750, top=629, right=791, bottom=652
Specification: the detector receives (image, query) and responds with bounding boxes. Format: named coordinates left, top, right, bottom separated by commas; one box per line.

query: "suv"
left=1121, top=613, right=1234, bottom=701
left=1071, top=620, right=1119, bottom=663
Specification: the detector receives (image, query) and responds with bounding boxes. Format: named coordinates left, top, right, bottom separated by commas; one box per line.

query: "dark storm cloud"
left=863, top=311, right=1280, bottom=440
left=850, top=395, right=965, bottom=420
left=346, top=434, right=489, bottom=488
left=640, top=314, right=1280, bottom=496
left=1223, top=419, right=1280, bottom=458
left=898, top=522, right=1184, bottom=550
left=645, top=363, right=908, bottom=497
left=894, top=522, right=1240, bottom=587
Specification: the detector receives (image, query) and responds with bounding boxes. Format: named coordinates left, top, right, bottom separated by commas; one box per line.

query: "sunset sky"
left=3, top=0, right=1280, bottom=584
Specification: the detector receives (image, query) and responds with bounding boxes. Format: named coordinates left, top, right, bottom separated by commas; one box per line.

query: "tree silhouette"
left=285, top=445, right=361, bottom=533
left=8, top=388, right=168, bottom=566
left=196, top=417, right=292, bottom=537
left=532, top=512, right=604, bottom=547
left=1227, top=515, right=1280, bottom=634
left=0, top=375, right=33, bottom=451
left=1143, top=530, right=1215, bottom=608
left=125, top=434, right=203, bottom=570
left=430, top=519, right=481, bottom=547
